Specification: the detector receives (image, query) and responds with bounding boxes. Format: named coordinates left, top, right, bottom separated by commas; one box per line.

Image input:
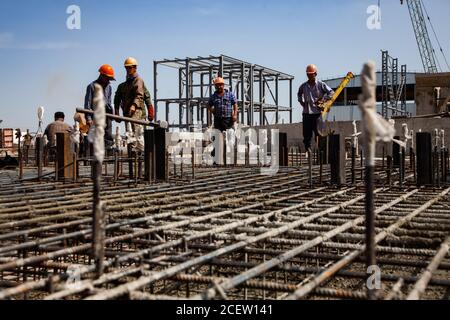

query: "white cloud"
left=0, top=31, right=80, bottom=50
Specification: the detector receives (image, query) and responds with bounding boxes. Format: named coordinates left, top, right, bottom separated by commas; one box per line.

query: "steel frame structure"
left=381, top=51, right=408, bottom=118
left=153, top=55, right=295, bottom=130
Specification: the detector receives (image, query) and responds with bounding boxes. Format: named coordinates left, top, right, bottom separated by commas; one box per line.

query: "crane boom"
left=401, top=0, right=438, bottom=73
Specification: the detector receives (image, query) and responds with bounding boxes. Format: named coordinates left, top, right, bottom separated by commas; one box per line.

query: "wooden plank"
left=56, top=133, right=74, bottom=180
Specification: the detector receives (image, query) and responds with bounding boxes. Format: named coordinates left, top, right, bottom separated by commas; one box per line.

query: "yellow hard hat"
left=124, top=57, right=139, bottom=67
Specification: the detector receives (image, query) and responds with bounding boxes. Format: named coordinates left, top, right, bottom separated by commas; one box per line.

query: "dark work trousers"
left=212, top=117, right=233, bottom=159
left=105, top=117, right=113, bottom=147
left=214, top=117, right=234, bottom=133
left=303, top=113, right=321, bottom=150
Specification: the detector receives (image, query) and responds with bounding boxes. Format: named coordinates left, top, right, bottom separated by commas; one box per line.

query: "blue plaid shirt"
left=208, top=89, right=237, bottom=118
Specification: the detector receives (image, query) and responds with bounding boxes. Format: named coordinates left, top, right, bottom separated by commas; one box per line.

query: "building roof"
left=323, top=72, right=420, bottom=89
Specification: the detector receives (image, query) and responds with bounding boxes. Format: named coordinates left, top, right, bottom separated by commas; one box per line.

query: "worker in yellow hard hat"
left=297, top=64, right=334, bottom=152
left=207, top=76, right=238, bottom=132
left=115, top=57, right=154, bottom=123
left=114, top=57, right=146, bottom=121
left=114, top=57, right=147, bottom=151
left=84, top=64, right=116, bottom=148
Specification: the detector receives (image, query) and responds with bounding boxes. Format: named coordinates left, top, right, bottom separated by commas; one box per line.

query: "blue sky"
left=0, top=0, right=449, bottom=130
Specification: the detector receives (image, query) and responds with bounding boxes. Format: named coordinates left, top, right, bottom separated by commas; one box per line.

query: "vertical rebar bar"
left=114, top=151, right=119, bottom=182
left=191, top=149, right=195, bottom=180
left=91, top=83, right=107, bottom=279
left=308, top=150, right=313, bottom=189
left=319, top=150, right=323, bottom=185
left=351, top=146, right=356, bottom=185
left=399, top=147, right=404, bottom=187
left=73, top=150, right=77, bottom=183
left=358, top=62, right=378, bottom=300
left=92, top=160, right=105, bottom=277
left=180, top=150, right=184, bottom=178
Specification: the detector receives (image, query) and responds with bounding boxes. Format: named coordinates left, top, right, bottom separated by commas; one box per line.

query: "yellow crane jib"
left=319, top=72, right=355, bottom=116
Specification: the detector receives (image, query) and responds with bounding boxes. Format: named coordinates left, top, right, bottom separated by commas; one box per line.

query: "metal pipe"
left=76, top=108, right=157, bottom=127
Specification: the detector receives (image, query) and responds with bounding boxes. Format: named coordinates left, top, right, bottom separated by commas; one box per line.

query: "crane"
left=400, top=0, right=438, bottom=73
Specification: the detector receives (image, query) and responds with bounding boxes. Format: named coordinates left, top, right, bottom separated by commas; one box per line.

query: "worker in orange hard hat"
left=98, top=64, right=116, bottom=80
left=84, top=64, right=116, bottom=149
left=207, top=76, right=238, bottom=132
left=297, top=64, right=334, bottom=152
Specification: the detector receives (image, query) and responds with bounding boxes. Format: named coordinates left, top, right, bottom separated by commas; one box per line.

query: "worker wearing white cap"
left=298, top=64, right=334, bottom=151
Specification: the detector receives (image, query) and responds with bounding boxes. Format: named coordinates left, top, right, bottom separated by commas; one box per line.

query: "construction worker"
left=114, top=57, right=147, bottom=124
left=297, top=64, right=334, bottom=152
left=44, top=112, right=73, bottom=147
left=115, top=80, right=154, bottom=122
left=74, top=112, right=89, bottom=157
left=84, top=64, right=116, bottom=148
left=207, top=77, right=238, bottom=132
left=74, top=112, right=89, bottom=135
left=23, top=129, right=33, bottom=164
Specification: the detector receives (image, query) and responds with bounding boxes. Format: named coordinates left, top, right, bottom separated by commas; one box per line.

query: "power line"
left=420, top=0, right=450, bottom=71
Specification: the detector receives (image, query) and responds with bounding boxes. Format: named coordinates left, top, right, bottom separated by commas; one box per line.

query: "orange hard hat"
left=99, top=64, right=116, bottom=80
left=306, top=64, right=318, bottom=74
left=214, top=77, right=225, bottom=85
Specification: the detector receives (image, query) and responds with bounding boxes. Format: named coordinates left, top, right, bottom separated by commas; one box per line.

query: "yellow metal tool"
left=317, top=72, right=354, bottom=136
left=319, top=72, right=355, bottom=116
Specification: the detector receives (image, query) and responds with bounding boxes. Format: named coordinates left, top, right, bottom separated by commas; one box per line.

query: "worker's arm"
left=130, top=77, right=145, bottom=115
left=105, top=86, right=113, bottom=114
left=321, top=82, right=335, bottom=101
left=114, top=84, right=122, bottom=116
left=232, top=104, right=238, bottom=123
left=84, top=84, right=94, bottom=125
left=144, top=85, right=154, bottom=121
left=44, top=125, right=49, bottom=138
left=231, top=92, right=238, bottom=122
left=207, top=95, right=215, bottom=114
left=297, top=84, right=306, bottom=108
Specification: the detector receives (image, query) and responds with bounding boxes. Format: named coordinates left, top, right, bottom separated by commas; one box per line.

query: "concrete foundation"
left=257, top=117, right=450, bottom=155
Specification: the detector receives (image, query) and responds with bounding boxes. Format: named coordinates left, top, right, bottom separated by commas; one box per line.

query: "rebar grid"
left=0, top=163, right=449, bottom=301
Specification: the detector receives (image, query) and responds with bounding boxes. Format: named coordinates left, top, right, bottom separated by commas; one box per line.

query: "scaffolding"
left=381, top=50, right=408, bottom=118
left=153, top=55, right=295, bottom=130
